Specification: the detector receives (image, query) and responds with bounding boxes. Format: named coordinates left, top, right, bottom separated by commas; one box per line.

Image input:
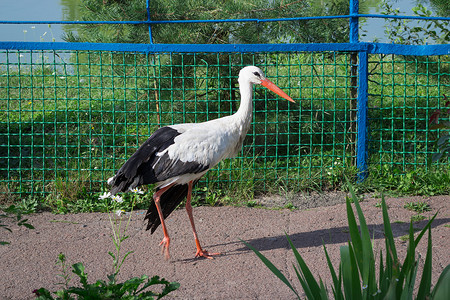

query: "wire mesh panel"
left=0, top=50, right=357, bottom=197
left=368, top=54, right=450, bottom=172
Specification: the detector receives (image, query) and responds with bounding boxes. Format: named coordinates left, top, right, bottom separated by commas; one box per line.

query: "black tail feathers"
left=144, top=183, right=190, bottom=234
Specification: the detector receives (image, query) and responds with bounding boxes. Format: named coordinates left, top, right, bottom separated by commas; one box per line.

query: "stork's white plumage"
left=108, top=66, right=294, bottom=259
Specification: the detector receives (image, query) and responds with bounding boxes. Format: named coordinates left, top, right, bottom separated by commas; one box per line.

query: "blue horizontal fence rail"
left=1, top=13, right=449, bottom=25
left=0, top=0, right=449, bottom=194
left=0, top=41, right=448, bottom=55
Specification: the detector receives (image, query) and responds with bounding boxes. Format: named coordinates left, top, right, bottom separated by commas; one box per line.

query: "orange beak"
left=261, top=79, right=295, bottom=103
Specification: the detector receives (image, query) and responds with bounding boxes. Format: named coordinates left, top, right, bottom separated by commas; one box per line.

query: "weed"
left=55, top=253, right=73, bottom=289
left=399, top=234, right=410, bottom=242
left=14, top=196, right=40, bottom=214
left=34, top=260, right=178, bottom=299
left=283, top=203, right=297, bottom=210
left=0, top=205, right=34, bottom=245
left=246, top=200, right=258, bottom=208
left=394, top=220, right=406, bottom=224
left=411, top=215, right=426, bottom=222
left=34, top=189, right=179, bottom=298
left=404, top=201, right=431, bottom=213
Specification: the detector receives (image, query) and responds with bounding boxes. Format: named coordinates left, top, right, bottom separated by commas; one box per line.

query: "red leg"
left=153, top=183, right=175, bottom=260
left=185, top=181, right=220, bottom=259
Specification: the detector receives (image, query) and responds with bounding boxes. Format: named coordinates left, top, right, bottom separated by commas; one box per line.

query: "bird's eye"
left=253, top=72, right=261, bottom=77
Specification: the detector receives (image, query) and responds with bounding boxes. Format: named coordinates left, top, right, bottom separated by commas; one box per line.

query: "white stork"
left=108, top=66, right=294, bottom=259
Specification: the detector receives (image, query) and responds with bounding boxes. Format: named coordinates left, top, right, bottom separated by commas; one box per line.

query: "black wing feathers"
left=109, top=126, right=181, bottom=195
left=108, top=126, right=209, bottom=233
left=152, top=151, right=209, bottom=181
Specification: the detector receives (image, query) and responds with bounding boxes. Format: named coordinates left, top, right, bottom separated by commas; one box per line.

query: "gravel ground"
left=0, top=193, right=449, bottom=299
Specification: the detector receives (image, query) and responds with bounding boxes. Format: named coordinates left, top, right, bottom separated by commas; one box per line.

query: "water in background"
left=0, top=0, right=444, bottom=43
left=0, top=0, right=79, bottom=43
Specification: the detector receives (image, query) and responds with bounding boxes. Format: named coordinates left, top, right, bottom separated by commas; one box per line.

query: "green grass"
left=1, top=145, right=450, bottom=214
left=360, top=165, right=450, bottom=197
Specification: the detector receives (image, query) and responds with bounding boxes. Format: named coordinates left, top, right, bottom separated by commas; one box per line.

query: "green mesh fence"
left=0, top=50, right=357, bottom=197
left=368, top=54, right=450, bottom=172
left=0, top=50, right=448, bottom=197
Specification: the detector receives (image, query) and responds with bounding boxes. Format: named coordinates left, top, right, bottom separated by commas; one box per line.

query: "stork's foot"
left=195, top=248, right=221, bottom=259
left=159, top=236, right=171, bottom=260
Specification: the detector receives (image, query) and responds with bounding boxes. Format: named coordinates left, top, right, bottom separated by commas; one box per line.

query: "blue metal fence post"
left=357, top=51, right=369, bottom=181
left=349, top=0, right=359, bottom=43
left=350, top=0, right=368, bottom=181
left=146, top=0, right=153, bottom=44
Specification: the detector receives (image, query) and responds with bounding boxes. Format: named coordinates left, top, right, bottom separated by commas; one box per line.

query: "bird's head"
left=239, top=66, right=295, bottom=103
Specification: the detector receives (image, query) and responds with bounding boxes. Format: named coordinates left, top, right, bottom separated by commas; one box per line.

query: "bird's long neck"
left=221, top=78, right=253, bottom=157
left=235, top=79, right=253, bottom=122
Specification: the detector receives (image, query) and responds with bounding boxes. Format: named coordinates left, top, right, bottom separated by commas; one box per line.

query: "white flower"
left=362, top=284, right=368, bottom=290
left=130, top=187, right=144, bottom=194
left=23, top=30, right=27, bottom=33
left=111, top=195, right=124, bottom=203
left=115, top=210, right=124, bottom=217
left=98, top=192, right=111, bottom=200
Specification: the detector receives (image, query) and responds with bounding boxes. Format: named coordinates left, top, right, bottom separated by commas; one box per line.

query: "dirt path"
left=1, top=194, right=449, bottom=299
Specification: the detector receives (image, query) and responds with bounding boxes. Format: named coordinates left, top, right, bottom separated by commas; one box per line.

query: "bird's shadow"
left=178, top=217, right=450, bottom=261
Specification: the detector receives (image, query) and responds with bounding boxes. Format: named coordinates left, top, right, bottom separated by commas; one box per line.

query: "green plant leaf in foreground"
left=416, top=228, right=432, bottom=300
left=241, top=239, right=300, bottom=299
left=286, top=234, right=327, bottom=300
left=346, top=177, right=378, bottom=297
left=341, top=244, right=363, bottom=300
left=431, top=264, right=450, bottom=299
left=244, top=179, right=448, bottom=299
left=323, top=244, right=343, bottom=300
